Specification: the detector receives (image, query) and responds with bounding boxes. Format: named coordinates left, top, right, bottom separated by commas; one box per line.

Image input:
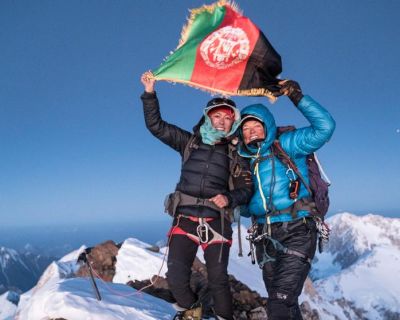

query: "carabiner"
left=196, top=218, right=209, bottom=243
left=286, top=167, right=296, bottom=181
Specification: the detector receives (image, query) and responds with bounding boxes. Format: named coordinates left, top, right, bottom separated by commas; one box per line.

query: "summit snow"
left=1, top=212, right=399, bottom=319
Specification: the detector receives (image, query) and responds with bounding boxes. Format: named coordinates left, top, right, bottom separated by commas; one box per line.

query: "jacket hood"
left=239, top=103, right=277, bottom=155
left=192, top=116, right=205, bottom=134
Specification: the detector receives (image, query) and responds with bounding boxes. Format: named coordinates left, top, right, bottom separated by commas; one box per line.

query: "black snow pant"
left=255, top=217, right=317, bottom=320
left=167, top=215, right=233, bottom=320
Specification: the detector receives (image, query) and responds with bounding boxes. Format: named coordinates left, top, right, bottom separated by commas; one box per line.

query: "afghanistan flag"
left=152, top=0, right=282, bottom=100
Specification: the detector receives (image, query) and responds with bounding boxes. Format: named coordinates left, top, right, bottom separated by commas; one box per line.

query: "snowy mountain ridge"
left=312, top=212, right=400, bottom=278
left=328, top=213, right=400, bottom=264
left=1, top=212, right=399, bottom=320
left=0, top=246, right=56, bottom=295
left=308, top=212, right=400, bottom=319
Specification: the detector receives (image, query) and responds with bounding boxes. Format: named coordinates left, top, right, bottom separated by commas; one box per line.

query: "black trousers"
left=167, top=216, right=233, bottom=320
left=255, top=217, right=317, bottom=320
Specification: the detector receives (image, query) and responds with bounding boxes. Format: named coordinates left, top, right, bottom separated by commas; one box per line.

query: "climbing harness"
left=246, top=219, right=312, bottom=269
left=170, top=215, right=232, bottom=249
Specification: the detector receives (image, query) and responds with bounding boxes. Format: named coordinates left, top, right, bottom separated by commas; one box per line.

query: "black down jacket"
left=141, top=91, right=253, bottom=218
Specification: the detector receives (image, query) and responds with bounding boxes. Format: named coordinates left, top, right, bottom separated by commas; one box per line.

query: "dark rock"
left=145, top=245, right=160, bottom=253
left=76, top=240, right=119, bottom=282
left=382, top=310, right=400, bottom=320
left=6, top=290, right=20, bottom=306
left=127, top=276, right=175, bottom=303
left=300, top=301, right=320, bottom=320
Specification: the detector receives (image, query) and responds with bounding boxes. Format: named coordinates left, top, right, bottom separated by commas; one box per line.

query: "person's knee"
left=267, top=294, right=303, bottom=320
left=207, top=263, right=229, bottom=287
left=167, top=258, right=192, bottom=289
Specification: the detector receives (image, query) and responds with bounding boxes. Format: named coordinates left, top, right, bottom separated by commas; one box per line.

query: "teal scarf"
left=200, top=116, right=240, bottom=145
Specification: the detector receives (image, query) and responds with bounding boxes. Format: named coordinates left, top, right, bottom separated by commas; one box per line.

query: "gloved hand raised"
left=278, top=80, right=304, bottom=106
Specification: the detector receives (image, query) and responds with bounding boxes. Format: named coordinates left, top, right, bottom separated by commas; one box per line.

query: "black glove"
left=279, top=80, right=304, bottom=106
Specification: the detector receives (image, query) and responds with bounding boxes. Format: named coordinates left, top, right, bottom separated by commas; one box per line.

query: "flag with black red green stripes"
left=152, top=1, right=282, bottom=99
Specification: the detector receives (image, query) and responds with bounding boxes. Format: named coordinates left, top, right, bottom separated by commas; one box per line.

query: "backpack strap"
left=226, top=142, right=245, bottom=257
left=227, top=142, right=242, bottom=191
left=272, top=140, right=313, bottom=195
left=250, top=154, right=274, bottom=172
left=182, top=135, right=200, bottom=164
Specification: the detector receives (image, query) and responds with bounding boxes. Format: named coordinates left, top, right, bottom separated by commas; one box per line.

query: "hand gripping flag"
left=152, top=1, right=282, bottom=100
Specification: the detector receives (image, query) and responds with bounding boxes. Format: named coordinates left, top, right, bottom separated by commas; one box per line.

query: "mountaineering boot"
left=172, top=306, right=202, bottom=320
left=172, top=311, right=185, bottom=320
left=183, top=306, right=202, bottom=320
left=172, top=311, right=184, bottom=320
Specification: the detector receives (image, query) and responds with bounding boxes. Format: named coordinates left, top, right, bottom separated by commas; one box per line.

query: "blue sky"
left=1, top=0, right=399, bottom=227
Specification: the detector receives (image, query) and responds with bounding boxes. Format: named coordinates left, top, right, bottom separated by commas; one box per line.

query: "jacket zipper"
left=200, top=145, right=215, bottom=198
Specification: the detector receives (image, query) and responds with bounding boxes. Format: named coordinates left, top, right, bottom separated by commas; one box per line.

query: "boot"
left=173, top=306, right=202, bottom=320
left=172, top=311, right=185, bottom=320
left=183, top=306, right=202, bottom=320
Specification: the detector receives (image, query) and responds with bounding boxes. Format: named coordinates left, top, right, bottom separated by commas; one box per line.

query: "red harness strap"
left=168, top=215, right=232, bottom=250
left=184, top=216, right=215, bottom=223
left=200, top=239, right=232, bottom=251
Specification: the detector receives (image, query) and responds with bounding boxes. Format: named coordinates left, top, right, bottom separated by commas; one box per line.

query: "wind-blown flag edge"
left=152, top=0, right=281, bottom=101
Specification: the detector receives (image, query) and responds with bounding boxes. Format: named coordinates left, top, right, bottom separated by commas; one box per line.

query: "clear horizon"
left=0, top=209, right=398, bottom=229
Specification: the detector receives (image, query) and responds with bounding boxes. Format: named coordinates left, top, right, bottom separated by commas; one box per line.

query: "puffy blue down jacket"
left=238, top=95, right=336, bottom=224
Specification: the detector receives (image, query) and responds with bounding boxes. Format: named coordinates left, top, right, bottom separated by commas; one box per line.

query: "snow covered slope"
left=14, top=246, right=174, bottom=320
left=0, top=291, right=18, bottom=320
left=5, top=212, right=400, bottom=320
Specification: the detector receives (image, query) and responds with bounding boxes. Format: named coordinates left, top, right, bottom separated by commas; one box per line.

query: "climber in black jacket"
left=140, top=71, right=253, bottom=320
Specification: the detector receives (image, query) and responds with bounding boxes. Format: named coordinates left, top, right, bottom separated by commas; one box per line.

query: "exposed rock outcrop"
left=76, top=240, right=120, bottom=282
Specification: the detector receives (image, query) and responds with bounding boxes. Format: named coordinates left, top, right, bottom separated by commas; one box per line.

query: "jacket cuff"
left=222, top=192, right=234, bottom=208
left=296, top=95, right=313, bottom=110
left=141, top=91, right=157, bottom=99
left=290, top=92, right=304, bottom=106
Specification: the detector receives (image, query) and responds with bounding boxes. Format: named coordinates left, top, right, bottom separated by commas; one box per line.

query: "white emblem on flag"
left=200, top=26, right=250, bottom=69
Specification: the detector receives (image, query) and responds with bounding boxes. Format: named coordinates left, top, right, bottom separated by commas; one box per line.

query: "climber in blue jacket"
left=238, top=80, right=336, bottom=320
